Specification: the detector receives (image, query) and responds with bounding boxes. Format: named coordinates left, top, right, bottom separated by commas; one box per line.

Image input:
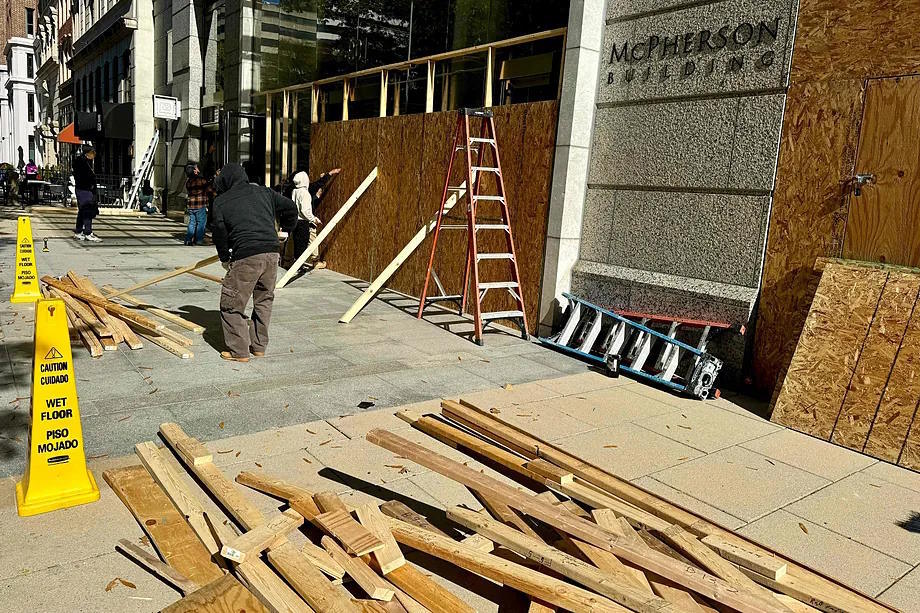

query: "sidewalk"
left=0, top=209, right=918, bottom=611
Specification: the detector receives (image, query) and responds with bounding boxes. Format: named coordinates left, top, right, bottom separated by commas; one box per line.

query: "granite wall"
left=571, top=0, right=799, bottom=379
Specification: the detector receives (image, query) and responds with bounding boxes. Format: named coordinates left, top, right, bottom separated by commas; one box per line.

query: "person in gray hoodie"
left=290, top=170, right=326, bottom=271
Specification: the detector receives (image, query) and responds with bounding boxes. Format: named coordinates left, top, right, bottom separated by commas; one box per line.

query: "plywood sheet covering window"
left=309, top=101, right=557, bottom=331
left=771, top=262, right=920, bottom=471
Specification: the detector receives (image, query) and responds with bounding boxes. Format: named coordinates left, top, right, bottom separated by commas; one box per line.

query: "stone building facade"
left=0, top=0, right=37, bottom=165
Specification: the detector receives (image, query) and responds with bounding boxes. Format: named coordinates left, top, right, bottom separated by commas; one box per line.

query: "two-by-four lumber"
left=221, top=509, right=304, bottom=563
left=135, top=327, right=194, bottom=359
left=65, top=272, right=119, bottom=341
left=470, top=488, right=543, bottom=541
left=379, top=500, right=457, bottom=540
left=158, top=423, right=357, bottom=613
left=383, top=513, right=630, bottom=613
left=321, top=536, right=395, bottom=601
left=51, top=288, right=103, bottom=357
left=354, top=504, right=406, bottom=574
left=69, top=272, right=145, bottom=349
left=315, top=509, right=386, bottom=557
left=366, top=428, right=790, bottom=613
left=48, top=285, right=109, bottom=339
left=525, top=459, right=574, bottom=485
left=43, top=276, right=164, bottom=332
left=162, top=573, right=270, bottom=613
left=234, top=472, right=471, bottom=613
left=116, top=538, right=201, bottom=596
left=105, top=254, right=221, bottom=299
left=103, top=285, right=205, bottom=333
left=701, top=534, right=788, bottom=581
left=302, top=541, right=347, bottom=581
left=315, top=491, right=350, bottom=514
left=447, top=506, right=680, bottom=613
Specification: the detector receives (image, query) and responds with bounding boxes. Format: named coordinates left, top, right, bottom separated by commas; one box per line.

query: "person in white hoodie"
left=291, top=171, right=326, bottom=271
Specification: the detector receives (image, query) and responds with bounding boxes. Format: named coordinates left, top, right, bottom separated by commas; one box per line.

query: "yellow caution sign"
left=11, top=216, right=41, bottom=304
left=16, top=298, right=99, bottom=516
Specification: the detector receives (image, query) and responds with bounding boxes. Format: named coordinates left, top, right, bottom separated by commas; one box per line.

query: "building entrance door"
left=843, top=75, right=920, bottom=266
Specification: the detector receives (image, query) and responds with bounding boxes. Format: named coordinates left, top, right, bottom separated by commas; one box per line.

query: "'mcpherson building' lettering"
left=607, top=18, right=781, bottom=85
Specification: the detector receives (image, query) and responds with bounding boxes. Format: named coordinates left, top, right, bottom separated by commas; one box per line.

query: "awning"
left=57, top=122, right=82, bottom=144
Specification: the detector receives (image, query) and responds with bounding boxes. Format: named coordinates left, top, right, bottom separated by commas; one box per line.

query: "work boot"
left=220, top=351, right=250, bottom=363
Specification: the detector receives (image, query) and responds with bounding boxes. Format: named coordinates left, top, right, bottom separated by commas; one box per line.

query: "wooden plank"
left=866, top=290, right=920, bottom=463
left=53, top=288, right=103, bottom=357
left=448, top=506, right=674, bottom=613
left=315, top=491, right=350, bottom=514
left=150, top=325, right=195, bottom=348
left=137, top=328, right=194, bottom=358
left=385, top=565, right=474, bottom=613
left=562, top=535, right=652, bottom=594
left=162, top=573, right=270, bottom=613
left=103, top=465, right=224, bottom=587
left=322, top=536, right=395, bottom=601
left=105, top=255, right=221, bottom=299
left=302, top=541, right=347, bottom=580
left=48, top=285, right=109, bottom=338
left=70, top=273, right=145, bottom=349
left=555, top=479, right=673, bottom=532
left=116, top=538, right=200, bottom=596
left=366, top=428, right=789, bottom=613
left=236, top=471, right=323, bottom=519
left=772, top=264, right=890, bottom=440
left=339, top=183, right=464, bottom=324
left=355, top=504, right=406, bottom=574
left=135, top=441, right=224, bottom=556
left=276, top=167, right=378, bottom=289
left=384, top=513, right=630, bottom=613
left=831, top=273, right=920, bottom=450
left=235, top=560, right=315, bottom=613
left=315, top=509, right=386, bottom=557
left=43, top=276, right=165, bottom=332
left=66, top=272, right=118, bottom=339
left=470, top=490, right=542, bottom=540
left=104, top=285, right=205, bottom=333
left=701, top=534, right=788, bottom=581
left=184, top=268, right=224, bottom=283
left=525, top=459, right=573, bottom=485
left=459, top=533, right=494, bottom=552
left=222, top=510, right=304, bottom=564
left=379, top=501, right=455, bottom=540
left=157, top=423, right=354, bottom=613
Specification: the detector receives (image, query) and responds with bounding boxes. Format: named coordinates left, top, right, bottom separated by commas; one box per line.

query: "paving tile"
left=742, top=429, right=877, bottom=482
left=536, top=370, right=632, bottom=396
left=221, top=447, right=352, bottom=502
left=206, top=419, right=347, bottom=467
left=289, top=374, right=418, bottom=420
left=554, top=422, right=704, bottom=481
left=652, top=446, right=830, bottom=521
left=879, top=563, right=920, bottom=612
left=307, top=437, right=429, bottom=485
left=636, top=401, right=780, bottom=453
left=518, top=348, right=594, bottom=375
left=476, top=402, right=596, bottom=442
left=529, top=384, right=676, bottom=427
left=457, top=354, right=567, bottom=386
left=409, top=470, right=485, bottom=512
left=860, top=461, right=920, bottom=494
left=377, top=364, right=495, bottom=399
left=328, top=401, right=437, bottom=439
left=78, top=406, right=181, bottom=470
left=631, top=476, right=746, bottom=530
left=739, top=509, right=911, bottom=598
left=459, top=380, right=562, bottom=410
left=787, top=471, right=920, bottom=564
left=0, top=550, right=177, bottom=612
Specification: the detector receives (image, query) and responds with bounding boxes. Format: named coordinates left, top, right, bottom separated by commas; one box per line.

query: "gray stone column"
left=133, top=0, right=157, bottom=199
left=538, top=0, right=606, bottom=335
left=166, top=0, right=203, bottom=208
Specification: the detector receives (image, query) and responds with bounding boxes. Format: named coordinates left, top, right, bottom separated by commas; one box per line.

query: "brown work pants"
left=220, top=252, right=278, bottom=358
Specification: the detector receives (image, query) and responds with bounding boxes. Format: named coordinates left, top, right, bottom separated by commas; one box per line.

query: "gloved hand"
left=278, top=231, right=289, bottom=240
left=221, top=261, right=230, bottom=271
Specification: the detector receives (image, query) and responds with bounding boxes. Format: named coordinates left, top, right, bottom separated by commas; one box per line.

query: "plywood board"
left=103, top=465, right=224, bottom=587
left=866, top=301, right=920, bottom=462
left=831, top=273, right=920, bottom=450
left=771, top=263, right=888, bottom=439
left=753, top=79, right=866, bottom=395
left=162, top=574, right=269, bottom=613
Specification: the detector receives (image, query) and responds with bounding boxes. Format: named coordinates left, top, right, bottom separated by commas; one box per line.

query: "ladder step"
left=425, top=294, right=463, bottom=303
left=472, top=166, right=500, bottom=173
left=475, top=224, right=509, bottom=230
left=440, top=224, right=470, bottom=230
left=472, top=195, right=504, bottom=201
left=479, top=281, right=518, bottom=290
left=477, top=253, right=514, bottom=260
left=469, top=137, right=496, bottom=144
left=481, top=310, right=525, bottom=321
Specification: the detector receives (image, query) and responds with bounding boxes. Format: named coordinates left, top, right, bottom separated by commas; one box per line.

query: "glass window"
left=103, top=62, right=109, bottom=102
left=26, top=8, right=34, bottom=37
left=26, top=53, right=33, bottom=78
left=28, top=135, right=35, bottom=161
left=28, top=93, right=34, bottom=122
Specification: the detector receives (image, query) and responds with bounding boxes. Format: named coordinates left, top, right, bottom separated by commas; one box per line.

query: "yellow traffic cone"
left=16, top=298, right=100, bottom=516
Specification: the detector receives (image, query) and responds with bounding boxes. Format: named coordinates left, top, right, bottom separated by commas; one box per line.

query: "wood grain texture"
left=843, top=76, right=920, bottom=267
left=753, top=79, right=866, bottom=395
left=790, top=0, right=920, bottom=82
left=831, top=273, right=920, bottom=450
left=771, top=263, right=888, bottom=439
left=103, top=465, right=224, bottom=587
left=309, top=101, right=557, bottom=332
left=866, top=298, right=920, bottom=462
left=162, top=574, right=269, bottom=613
left=315, top=509, right=386, bottom=557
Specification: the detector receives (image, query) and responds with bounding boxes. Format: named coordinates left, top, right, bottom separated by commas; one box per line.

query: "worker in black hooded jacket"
left=210, top=162, right=298, bottom=362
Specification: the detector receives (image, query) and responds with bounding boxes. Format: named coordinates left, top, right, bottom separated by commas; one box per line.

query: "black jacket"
left=72, top=155, right=95, bottom=191
left=211, top=163, right=298, bottom=262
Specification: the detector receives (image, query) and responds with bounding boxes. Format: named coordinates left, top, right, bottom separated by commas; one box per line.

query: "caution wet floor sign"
left=11, top=216, right=41, bottom=304
left=16, top=298, right=99, bottom=516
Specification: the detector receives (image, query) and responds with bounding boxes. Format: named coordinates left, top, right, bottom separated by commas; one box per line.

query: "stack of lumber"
left=772, top=258, right=920, bottom=472
left=39, top=271, right=202, bottom=360
left=106, top=402, right=894, bottom=613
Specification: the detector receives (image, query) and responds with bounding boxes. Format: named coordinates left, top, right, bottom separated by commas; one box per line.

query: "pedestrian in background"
left=210, top=163, right=298, bottom=362
left=290, top=170, right=326, bottom=272
left=184, top=161, right=213, bottom=246
left=72, top=147, right=101, bottom=242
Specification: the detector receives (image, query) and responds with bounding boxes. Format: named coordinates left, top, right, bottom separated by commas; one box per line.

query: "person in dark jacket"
left=72, top=147, right=101, bottom=242
left=211, top=163, right=298, bottom=362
